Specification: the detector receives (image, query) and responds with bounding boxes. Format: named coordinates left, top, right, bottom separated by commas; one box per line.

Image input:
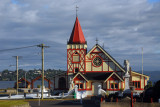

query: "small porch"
left=72, top=72, right=124, bottom=95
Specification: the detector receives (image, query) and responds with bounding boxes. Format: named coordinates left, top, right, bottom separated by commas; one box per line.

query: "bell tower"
left=67, top=17, right=87, bottom=75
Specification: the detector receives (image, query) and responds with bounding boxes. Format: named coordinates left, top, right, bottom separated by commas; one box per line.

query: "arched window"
left=58, top=77, right=66, bottom=89
left=72, top=51, right=80, bottom=63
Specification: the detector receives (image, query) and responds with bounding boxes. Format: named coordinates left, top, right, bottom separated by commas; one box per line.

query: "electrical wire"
left=0, top=45, right=38, bottom=52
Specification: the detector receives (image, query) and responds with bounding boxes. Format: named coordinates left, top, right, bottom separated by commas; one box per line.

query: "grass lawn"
left=0, top=100, right=28, bottom=107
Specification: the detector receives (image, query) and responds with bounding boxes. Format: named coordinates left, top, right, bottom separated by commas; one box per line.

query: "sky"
left=0, top=0, right=160, bottom=72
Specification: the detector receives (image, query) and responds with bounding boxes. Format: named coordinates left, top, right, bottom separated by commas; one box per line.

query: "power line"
left=0, top=45, right=38, bottom=52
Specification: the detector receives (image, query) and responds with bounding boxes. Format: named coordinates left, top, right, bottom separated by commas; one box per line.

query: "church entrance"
left=58, top=77, right=66, bottom=90
left=92, top=82, right=102, bottom=95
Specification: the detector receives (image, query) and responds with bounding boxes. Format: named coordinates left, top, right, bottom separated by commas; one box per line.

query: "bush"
left=153, top=80, right=160, bottom=101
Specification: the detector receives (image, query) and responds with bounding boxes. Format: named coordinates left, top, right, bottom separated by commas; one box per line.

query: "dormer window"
left=72, top=51, right=80, bottom=63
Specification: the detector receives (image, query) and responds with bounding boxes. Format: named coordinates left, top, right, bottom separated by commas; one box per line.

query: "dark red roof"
left=68, top=17, right=86, bottom=44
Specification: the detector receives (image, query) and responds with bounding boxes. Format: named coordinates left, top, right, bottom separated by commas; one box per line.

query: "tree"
left=153, top=80, right=160, bottom=101
left=144, top=81, right=153, bottom=89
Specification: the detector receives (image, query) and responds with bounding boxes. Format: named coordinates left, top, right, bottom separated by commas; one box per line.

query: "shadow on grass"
left=54, top=100, right=100, bottom=107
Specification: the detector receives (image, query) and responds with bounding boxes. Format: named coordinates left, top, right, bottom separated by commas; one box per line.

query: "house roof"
left=73, top=72, right=89, bottom=82
left=87, top=44, right=126, bottom=72
left=73, top=72, right=123, bottom=82
left=18, top=78, right=31, bottom=84
left=83, top=72, right=113, bottom=81
left=104, top=72, right=124, bottom=82
left=131, top=71, right=149, bottom=80
left=68, top=17, right=86, bottom=44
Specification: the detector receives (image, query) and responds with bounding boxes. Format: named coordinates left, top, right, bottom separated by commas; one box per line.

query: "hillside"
left=0, top=69, right=66, bottom=81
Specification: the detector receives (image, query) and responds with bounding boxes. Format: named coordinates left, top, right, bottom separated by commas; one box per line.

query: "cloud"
left=0, top=0, right=160, bottom=71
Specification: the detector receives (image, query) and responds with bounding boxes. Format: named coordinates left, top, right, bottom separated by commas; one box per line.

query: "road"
left=29, top=99, right=100, bottom=107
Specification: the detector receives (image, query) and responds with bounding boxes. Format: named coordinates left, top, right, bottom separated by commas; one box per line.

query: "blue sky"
left=148, top=0, right=160, bottom=3
left=0, top=0, right=160, bottom=71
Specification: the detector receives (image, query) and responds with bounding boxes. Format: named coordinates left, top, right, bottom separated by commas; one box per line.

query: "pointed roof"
left=68, top=17, right=86, bottom=44
left=87, top=44, right=126, bottom=72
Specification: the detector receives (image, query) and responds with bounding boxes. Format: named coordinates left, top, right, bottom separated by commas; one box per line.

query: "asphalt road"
left=29, top=99, right=100, bottom=107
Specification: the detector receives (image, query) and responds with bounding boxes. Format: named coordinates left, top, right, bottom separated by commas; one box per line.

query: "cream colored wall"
left=141, top=77, right=144, bottom=89
left=67, top=44, right=87, bottom=49
left=87, top=81, right=92, bottom=89
left=86, top=62, right=91, bottom=71
left=85, top=47, right=122, bottom=72
left=132, top=76, right=141, bottom=81
left=132, top=74, right=148, bottom=89
left=67, top=44, right=87, bottom=73
left=93, top=66, right=102, bottom=71
left=103, top=62, right=108, bottom=71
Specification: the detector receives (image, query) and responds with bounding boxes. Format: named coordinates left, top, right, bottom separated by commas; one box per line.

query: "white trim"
left=87, top=44, right=126, bottom=72
left=104, top=72, right=123, bottom=83
left=72, top=72, right=89, bottom=82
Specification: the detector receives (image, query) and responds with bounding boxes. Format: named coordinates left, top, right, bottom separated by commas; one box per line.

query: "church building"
left=53, top=16, right=149, bottom=96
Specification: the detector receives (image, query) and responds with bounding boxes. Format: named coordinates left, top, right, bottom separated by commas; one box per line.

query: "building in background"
left=53, top=16, right=149, bottom=95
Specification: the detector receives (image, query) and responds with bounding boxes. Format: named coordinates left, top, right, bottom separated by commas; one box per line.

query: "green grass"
left=0, top=98, right=75, bottom=107
left=0, top=100, right=28, bottom=107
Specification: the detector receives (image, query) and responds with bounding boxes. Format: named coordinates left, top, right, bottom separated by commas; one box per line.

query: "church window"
left=111, top=84, right=114, bottom=89
left=110, top=83, right=118, bottom=89
left=80, top=84, right=83, bottom=89
left=75, top=68, right=79, bottom=73
left=115, top=84, right=118, bottom=89
left=133, top=81, right=141, bottom=89
left=93, top=56, right=102, bottom=67
left=58, top=77, right=66, bottom=89
left=72, top=52, right=80, bottom=63
left=138, top=82, right=140, bottom=88
left=76, top=83, right=84, bottom=90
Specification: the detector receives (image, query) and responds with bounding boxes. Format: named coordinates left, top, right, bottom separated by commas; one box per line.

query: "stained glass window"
left=93, top=57, right=102, bottom=66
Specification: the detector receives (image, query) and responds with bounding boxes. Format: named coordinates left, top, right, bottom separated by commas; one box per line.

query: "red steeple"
left=68, top=17, right=86, bottom=44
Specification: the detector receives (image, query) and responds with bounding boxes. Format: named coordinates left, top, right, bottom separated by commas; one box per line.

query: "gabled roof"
left=84, top=72, right=113, bottom=81
left=104, top=72, right=123, bottom=83
left=68, top=17, right=86, bottom=44
left=87, top=44, right=126, bottom=72
left=73, top=72, right=89, bottom=82
left=131, top=71, right=149, bottom=80
left=73, top=72, right=123, bottom=82
left=18, top=78, right=31, bottom=84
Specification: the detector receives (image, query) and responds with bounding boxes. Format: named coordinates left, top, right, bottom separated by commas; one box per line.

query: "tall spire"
left=68, top=17, right=86, bottom=44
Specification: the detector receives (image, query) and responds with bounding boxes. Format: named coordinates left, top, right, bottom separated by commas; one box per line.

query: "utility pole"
left=37, top=44, right=49, bottom=99
left=142, top=47, right=143, bottom=75
left=13, top=56, right=22, bottom=95
left=25, top=72, right=27, bottom=88
left=142, top=47, right=144, bottom=102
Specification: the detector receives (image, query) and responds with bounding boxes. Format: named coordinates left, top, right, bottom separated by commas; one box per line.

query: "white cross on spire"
left=76, top=5, right=79, bottom=17
left=96, top=38, right=98, bottom=45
